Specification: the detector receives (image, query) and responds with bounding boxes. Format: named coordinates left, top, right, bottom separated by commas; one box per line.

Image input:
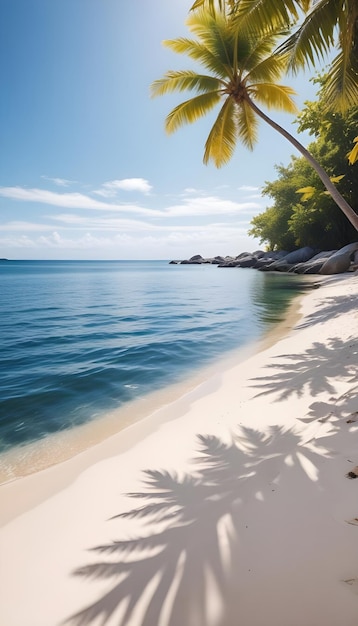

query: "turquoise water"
left=0, top=260, right=307, bottom=455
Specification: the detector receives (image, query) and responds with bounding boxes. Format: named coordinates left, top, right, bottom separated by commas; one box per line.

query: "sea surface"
left=0, top=260, right=308, bottom=465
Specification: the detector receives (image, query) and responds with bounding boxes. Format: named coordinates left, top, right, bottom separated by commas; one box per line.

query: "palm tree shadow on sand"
left=66, top=424, right=331, bottom=626
left=249, top=336, right=358, bottom=401
left=296, top=293, right=358, bottom=330
left=300, top=381, right=358, bottom=424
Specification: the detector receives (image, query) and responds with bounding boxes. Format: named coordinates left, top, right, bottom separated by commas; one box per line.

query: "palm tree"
left=192, top=0, right=358, bottom=112
left=151, top=7, right=358, bottom=231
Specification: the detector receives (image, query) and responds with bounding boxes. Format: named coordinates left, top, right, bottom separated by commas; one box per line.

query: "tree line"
left=250, top=76, right=358, bottom=250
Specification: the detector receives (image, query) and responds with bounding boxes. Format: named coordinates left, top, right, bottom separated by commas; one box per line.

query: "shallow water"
left=0, top=260, right=308, bottom=456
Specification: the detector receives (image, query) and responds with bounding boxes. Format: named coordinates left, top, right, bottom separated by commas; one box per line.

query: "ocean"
left=0, top=260, right=308, bottom=476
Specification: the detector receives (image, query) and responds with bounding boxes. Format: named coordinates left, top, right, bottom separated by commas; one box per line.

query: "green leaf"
left=251, top=83, right=298, bottom=113
left=233, top=0, right=302, bottom=33
left=165, top=91, right=221, bottom=134
left=204, top=97, right=237, bottom=166
left=329, top=174, right=345, bottom=183
left=348, top=137, right=358, bottom=165
left=151, top=70, right=222, bottom=98
left=236, top=100, right=258, bottom=150
left=296, top=186, right=316, bottom=201
left=277, top=0, right=336, bottom=70
left=323, top=51, right=358, bottom=111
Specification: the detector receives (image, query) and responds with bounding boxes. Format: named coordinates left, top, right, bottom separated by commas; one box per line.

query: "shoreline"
left=0, top=286, right=305, bottom=526
left=0, top=275, right=308, bottom=491
left=1, top=272, right=357, bottom=626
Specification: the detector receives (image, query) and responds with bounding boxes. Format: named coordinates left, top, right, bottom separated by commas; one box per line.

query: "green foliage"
left=249, top=85, right=358, bottom=250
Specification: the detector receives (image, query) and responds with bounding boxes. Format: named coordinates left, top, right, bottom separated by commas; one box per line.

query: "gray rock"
left=281, top=246, right=316, bottom=264
left=319, top=242, right=358, bottom=275
left=180, top=259, right=201, bottom=264
left=270, top=250, right=289, bottom=259
left=236, top=255, right=257, bottom=268
left=290, top=251, right=337, bottom=274
left=331, top=242, right=358, bottom=256
left=218, top=261, right=241, bottom=267
left=319, top=252, right=352, bottom=274
left=258, top=247, right=316, bottom=272
left=309, top=250, right=338, bottom=261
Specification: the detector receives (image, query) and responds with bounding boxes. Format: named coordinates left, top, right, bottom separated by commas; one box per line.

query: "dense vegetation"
left=249, top=77, right=358, bottom=250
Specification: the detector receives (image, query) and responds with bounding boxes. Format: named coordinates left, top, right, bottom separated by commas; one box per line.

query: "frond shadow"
left=300, top=382, right=358, bottom=424
left=250, top=336, right=358, bottom=401
left=296, top=292, right=357, bottom=329
left=66, top=423, right=330, bottom=626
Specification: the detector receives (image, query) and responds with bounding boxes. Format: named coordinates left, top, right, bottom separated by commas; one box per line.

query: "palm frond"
left=165, top=91, right=221, bottom=134
left=190, top=0, right=237, bottom=12
left=186, top=10, right=237, bottom=78
left=186, top=7, right=224, bottom=40
left=323, top=51, right=358, bottom=111
left=337, top=0, right=357, bottom=58
left=277, top=0, right=338, bottom=70
left=151, top=70, right=222, bottom=98
left=163, top=37, right=232, bottom=79
left=203, top=97, right=237, bottom=166
left=250, top=83, right=298, bottom=113
left=236, top=100, right=259, bottom=150
left=232, top=0, right=303, bottom=34
left=245, top=51, right=290, bottom=82
left=191, top=0, right=208, bottom=9
left=190, top=0, right=219, bottom=11
left=244, top=27, right=290, bottom=65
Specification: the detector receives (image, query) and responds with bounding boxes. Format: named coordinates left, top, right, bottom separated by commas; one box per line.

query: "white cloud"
left=2, top=215, right=252, bottom=239
left=41, top=175, right=77, bottom=187
left=94, top=178, right=152, bottom=196
left=49, top=213, right=155, bottom=231
left=0, top=182, right=264, bottom=259
left=182, top=187, right=203, bottom=195
left=0, top=187, right=160, bottom=216
left=1, top=220, right=54, bottom=231
left=165, top=196, right=261, bottom=217
left=0, top=186, right=263, bottom=219
left=1, top=224, right=253, bottom=255
left=0, top=187, right=115, bottom=209
left=238, top=185, right=260, bottom=191
left=0, top=235, right=37, bottom=248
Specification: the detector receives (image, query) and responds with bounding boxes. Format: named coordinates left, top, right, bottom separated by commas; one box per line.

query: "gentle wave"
left=0, top=260, right=308, bottom=454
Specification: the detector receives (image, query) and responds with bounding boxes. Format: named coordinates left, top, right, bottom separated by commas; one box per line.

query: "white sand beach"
left=1, top=273, right=358, bottom=626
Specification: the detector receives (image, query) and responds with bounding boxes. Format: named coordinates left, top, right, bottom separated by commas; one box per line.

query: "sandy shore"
left=1, top=273, right=357, bottom=626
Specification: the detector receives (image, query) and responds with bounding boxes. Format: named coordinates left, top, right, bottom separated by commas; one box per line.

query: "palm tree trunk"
left=247, top=97, right=358, bottom=233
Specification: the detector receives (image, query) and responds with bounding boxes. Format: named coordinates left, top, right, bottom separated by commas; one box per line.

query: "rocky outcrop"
left=170, top=243, right=358, bottom=275
left=319, top=242, right=358, bottom=275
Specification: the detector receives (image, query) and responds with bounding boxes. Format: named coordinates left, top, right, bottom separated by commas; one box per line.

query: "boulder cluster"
left=170, top=242, right=358, bottom=275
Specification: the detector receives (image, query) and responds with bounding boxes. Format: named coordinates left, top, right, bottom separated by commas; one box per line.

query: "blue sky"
left=1, top=0, right=325, bottom=260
